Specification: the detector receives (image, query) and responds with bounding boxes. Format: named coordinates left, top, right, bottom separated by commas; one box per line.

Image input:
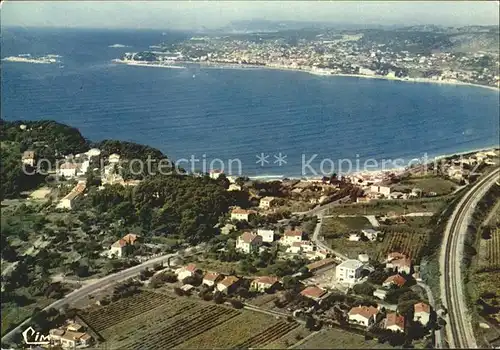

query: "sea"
left=2, top=27, right=499, bottom=178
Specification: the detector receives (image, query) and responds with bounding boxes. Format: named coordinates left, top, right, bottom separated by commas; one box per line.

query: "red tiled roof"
left=385, top=313, right=405, bottom=330
left=203, top=272, right=221, bottom=281
left=300, top=286, right=326, bottom=299
left=122, top=233, right=139, bottom=245
left=348, top=305, right=379, bottom=319
left=185, top=263, right=198, bottom=273
left=306, top=258, right=336, bottom=271
left=284, top=229, right=303, bottom=237
left=239, top=231, right=260, bottom=244
left=414, top=302, right=431, bottom=314
left=383, top=274, right=407, bottom=287
left=219, top=276, right=240, bottom=287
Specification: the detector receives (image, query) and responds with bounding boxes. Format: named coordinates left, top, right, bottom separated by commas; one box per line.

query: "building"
left=336, top=259, right=363, bottom=285
left=228, top=184, right=241, bottom=191
left=108, top=233, right=140, bottom=258
left=370, top=185, right=391, bottom=197
left=236, top=232, right=263, bottom=254
left=58, top=162, right=79, bottom=178
left=209, top=169, right=224, bottom=179
left=361, top=229, right=379, bottom=242
left=306, top=258, right=336, bottom=273
left=413, top=302, right=431, bottom=326
left=373, top=288, right=389, bottom=300
left=384, top=313, right=405, bottom=332
left=108, top=153, right=121, bottom=163
left=358, top=254, right=370, bottom=263
left=230, top=208, right=256, bottom=221
left=348, top=233, right=361, bottom=242
left=86, top=148, right=101, bottom=157
left=57, top=182, right=86, bottom=210
left=203, top=272, right=223, bottom=287
left=356, top=196, right=371, bottom=204
left=49, top=322, right=93, bottom=348
left=176, top=263, right=199, bottom=281
left=348, top=306, right=379, bottom=327
left=257, top=229, right=274, bottom=243
left=22, top=150, right=35, bottom=167
left=259, top=196, right=275, bottom=209
left=383, top=274, right=407, bottom=288
left=251, top=276, right=280, bottom=292
left=386, top=252, right=412, bottom=274
left=286, top=241, right=314, bottom=254
left=281, top=229, right=303, bottom=246
left=216, top=276, right=240, bottom=294
left=300, top=286, right=327, bottom=301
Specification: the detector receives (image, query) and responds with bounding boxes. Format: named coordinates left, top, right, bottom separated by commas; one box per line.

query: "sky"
left=2, top=1, right=499, bottom=30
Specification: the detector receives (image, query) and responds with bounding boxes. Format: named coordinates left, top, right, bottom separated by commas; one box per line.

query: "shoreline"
left=191, top=61, right=500, bottom=92
left=230, top=146, right=500, bottom=182
left=114, top=58, right=499, bottom=92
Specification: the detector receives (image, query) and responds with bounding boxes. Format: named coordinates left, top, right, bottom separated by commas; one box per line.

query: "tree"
left=353, top=282, right=375, bottom=296
left=213, top=291, right=225, bottom=304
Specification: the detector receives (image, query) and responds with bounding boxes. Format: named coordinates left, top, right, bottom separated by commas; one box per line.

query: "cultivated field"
left=392, top=176, right=457, bottom=196
left=78, top=290, right=303, bottom=350
left=377, top=231, right=428, bottom=261
left=296, top=327, right=389, bottom=349
left=483, top=228, right=500, bottom=269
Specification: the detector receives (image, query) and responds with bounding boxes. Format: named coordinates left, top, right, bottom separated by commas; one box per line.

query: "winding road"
left=440, top=167, right=499, bottom=349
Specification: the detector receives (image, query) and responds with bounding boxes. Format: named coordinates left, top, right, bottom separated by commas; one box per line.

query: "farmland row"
left=80, top=291, right=173, bottom=332
left=123, top=305, right=241, bottom=349
left=100, top=298, right=200, bottom=340
left=377, top=231, right=427, bottom=260
left=235, top=321, right=299, bottom=349
left=486, top=229, right=500, bottom=268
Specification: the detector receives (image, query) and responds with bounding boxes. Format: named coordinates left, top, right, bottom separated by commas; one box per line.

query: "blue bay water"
left=2, top=27, right=499, bottom=177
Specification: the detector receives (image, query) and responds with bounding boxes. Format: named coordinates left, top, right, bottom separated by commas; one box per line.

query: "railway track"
left=441, top=168, right=499, bottom=349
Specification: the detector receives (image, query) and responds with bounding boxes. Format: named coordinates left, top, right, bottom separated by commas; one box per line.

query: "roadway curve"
left=1, top=250, right=184, bottom=344
left=440, top=168, right=499, bottom=349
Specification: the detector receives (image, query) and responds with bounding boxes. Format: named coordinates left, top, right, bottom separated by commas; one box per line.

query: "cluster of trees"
left=84, top=174, right=232, bottom=243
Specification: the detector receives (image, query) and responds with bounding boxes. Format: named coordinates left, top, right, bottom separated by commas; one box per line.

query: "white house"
left=348, top=306, right=379, bottom=327
left=370, top=185, right=391, bottom=197
left=286, top=241, right=314, bottom=254
left=228, top=184, right=241, bottom=191
left=216, top=276, right=240, bottom=294
left=335, top=259, right=363, bottom=285
left=58, top=162, right=78, bottom=178
left=251, top=276, right=280, bottom=292
left=413, top=302, right=431, bottom=326
left=107, top=233, right=140, bottom=258
left=281, top=229, right=303, bottom=246
left=361, top=229, right=379, bottom=242
left=257, top=229, right=274, bottom=243
left=203, top=272, right=222, bottom=287
left=57, top=182, right=86, bottom=210
left=108, top=153, right=121, bottom=163
left=386, top=252, right=412, bottom=274
left=230, top=208, right=256, bottom=221
left=236, top=232, right=262, bottom=254
left=175, top=263, right=198, bottom=281
left=259, top=196, right=275, bottom=209
left=385, top=313, right=405, bottom=332
left=85, top=148, right=101, bottom=157
left=348, top=233, right=361, bottom=241
left=49, top=324, right=93, bottom=349
left=22, top=150, right=35, bottom=167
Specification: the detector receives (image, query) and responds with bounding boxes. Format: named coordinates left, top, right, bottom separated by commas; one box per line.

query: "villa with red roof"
left=348, top=305, right=380, bottom=327
left=281, top=229, right=304, bottom=246
left=236, top=231, right=263, bottom=254
left=383, top=274, right=407, bottom=288
left=385, top=312, right=405, bottom=332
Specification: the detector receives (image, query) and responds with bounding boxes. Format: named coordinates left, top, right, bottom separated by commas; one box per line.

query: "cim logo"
left=22, top=326, right=50, bottom=346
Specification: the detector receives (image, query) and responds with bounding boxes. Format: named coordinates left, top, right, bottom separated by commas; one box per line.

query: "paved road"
left=1, top=251, right=180, bottom=343
left=311, top=209, right=348, bottom=261
left=416, top=281, right=443, bottom=349
left=440, top=168, right=499, bottom=349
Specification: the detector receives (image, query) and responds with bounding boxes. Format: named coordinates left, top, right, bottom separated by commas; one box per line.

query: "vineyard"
left=122, top=304, right=240, bottom=349
left=78, top=291, right=302, bottom=349
left=377, top=231, right=428, bottom=261
left=79, top=291, right=173, bottom=333
left=234, top=321, right=299, bottom=349
left=484, top=228, right=500, bottom=269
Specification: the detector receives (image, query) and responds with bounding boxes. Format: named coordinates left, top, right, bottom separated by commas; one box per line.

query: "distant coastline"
left=191, top=60, right=500, bottom=92
left=114, top=57, right=499, bottom=92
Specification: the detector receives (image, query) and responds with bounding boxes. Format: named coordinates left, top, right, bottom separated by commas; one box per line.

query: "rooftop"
left=253, top=276, right=279, bottom=285
left=300, top=285, right=327, bottom=299
left=414, top=302, right=431, bottom=314
left=239, top=231, right=260, bottom=244
left=219, top=276, right=240, bottom=287
left=385, top=312, right=405, bottom=329
left=348, top=305, right=379, bottom=319
left=383, top=274, right=407, bottom=287
left=337, top=259, right=363, bottom=270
